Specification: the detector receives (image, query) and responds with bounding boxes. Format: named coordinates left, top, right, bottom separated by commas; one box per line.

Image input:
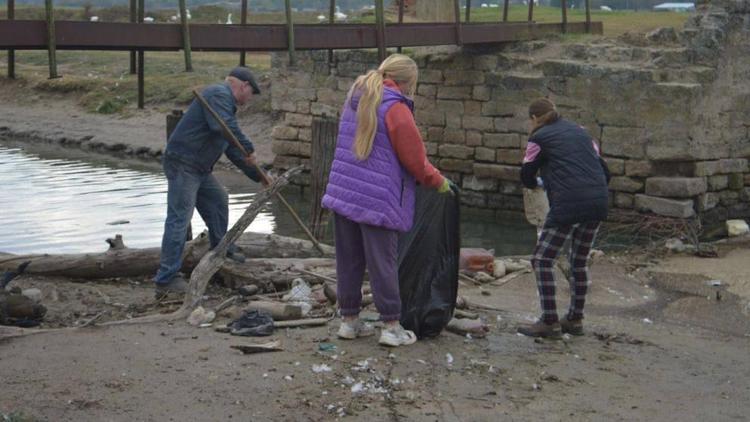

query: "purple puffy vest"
left=321, top=87, right=416, bottom=232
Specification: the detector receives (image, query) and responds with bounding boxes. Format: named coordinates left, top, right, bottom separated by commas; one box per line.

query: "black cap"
left=229, top=66, right=261, bottom=94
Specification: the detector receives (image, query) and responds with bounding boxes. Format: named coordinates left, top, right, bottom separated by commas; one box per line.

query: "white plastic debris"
left=283, top=278, right=313, bottom=302
left=284, top=375, right=293, bottom=381
left=312, top=364, right=332, bottom=373
left=351, top=382, right=366, bottom=394
left=642, top=318, right=653, bottom=324
left=446, top=353, right=454, bottom=365
left=187, top=306, right=215, bottom=326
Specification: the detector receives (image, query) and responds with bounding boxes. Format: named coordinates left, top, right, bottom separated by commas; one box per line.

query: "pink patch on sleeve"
left=523, top=142, right=541, bottom=163
left=592, top=139, right=601, bottom=156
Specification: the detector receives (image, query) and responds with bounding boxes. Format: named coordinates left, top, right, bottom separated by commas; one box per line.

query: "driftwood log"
left=0, top=232, right=331, bottom=281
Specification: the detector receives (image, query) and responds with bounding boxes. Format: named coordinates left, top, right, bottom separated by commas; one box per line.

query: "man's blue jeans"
left=154, top=156, right=228, bottom=284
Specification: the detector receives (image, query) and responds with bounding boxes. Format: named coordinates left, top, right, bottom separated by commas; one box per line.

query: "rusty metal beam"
left=0, top=21, right=602, bottom=51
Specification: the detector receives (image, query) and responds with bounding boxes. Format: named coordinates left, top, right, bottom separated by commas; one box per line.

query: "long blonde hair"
left=351, top=54, right=418, bottom=160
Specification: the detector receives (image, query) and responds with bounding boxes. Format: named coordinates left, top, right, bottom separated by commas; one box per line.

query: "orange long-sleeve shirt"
left=383, top=80, right=445, bottom=189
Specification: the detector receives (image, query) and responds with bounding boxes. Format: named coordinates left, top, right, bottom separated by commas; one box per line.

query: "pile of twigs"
left=597, top=209, right=702, bottom=250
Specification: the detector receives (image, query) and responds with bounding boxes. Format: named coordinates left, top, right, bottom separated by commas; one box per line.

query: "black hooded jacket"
left=520, top=118, right=610, bottom=227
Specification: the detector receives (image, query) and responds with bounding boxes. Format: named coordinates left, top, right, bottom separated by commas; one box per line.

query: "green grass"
left=466, top=5, right=690, bottom=36
left=1, top=50, right=270, bottom=114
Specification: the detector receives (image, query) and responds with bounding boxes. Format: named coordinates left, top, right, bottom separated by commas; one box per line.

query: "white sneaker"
left=378, top=323, right=417, bottom=347
left=337, top=319, right=376, bottom=340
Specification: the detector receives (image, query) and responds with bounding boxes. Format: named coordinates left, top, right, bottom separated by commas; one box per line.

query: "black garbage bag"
left=228, top=310, right=275, bottom=337
left=398, top=185, right=460, bottom=339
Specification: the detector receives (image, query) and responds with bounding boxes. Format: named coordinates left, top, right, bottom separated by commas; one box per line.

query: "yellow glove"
left=437, top=178, right=457, bottom=195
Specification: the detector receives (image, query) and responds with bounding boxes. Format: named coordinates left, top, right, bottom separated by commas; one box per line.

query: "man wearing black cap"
left=153, top=66, right=267, bottom=297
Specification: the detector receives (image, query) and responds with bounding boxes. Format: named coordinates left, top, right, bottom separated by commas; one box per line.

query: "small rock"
left=238, top=285, right=259, bottom=296
left=727, top=219, right=749, bottom=237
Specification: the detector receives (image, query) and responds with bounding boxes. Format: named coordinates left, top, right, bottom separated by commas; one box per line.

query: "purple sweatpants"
left=333, top=213, right=401, bottom=321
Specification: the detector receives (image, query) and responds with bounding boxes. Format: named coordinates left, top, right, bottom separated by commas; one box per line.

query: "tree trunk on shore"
left=0, top=232, right=333, bottom=281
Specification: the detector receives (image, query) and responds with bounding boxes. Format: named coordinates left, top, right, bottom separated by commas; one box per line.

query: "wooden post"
left=465, top=0, right=471, bottom=22
left=7, top=0, right=15, bottom=79
left=375, top=0, right=386, bottom=62
left=137, top=0, right=144, bottom=109
left=561, top=0, right=567, bottom=33
left=284, top=0, right=295, bottom=67
left=527, top=0, right=534, bottom=22
left=397, top=0, right=405, bottom=54
left=585, top=0, right=591, bottom=33
left=453, top=0, right=462, bottom=46
left=179, top=0, right=193, bottom=72
left=44, top=0, right=58, bottom=79
left=240, top=0, right=248, bottom=66
left=328, top=0, right=335, bottom=65
left=129, top=0, right=136, bottom=74
left=309, top=117, right=338, bottom=240
left=502, top=0, right=509, bottom=22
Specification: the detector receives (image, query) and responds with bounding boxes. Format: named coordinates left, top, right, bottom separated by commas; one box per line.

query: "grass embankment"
left=0, top=50, right=270, bottom=114
left=467, top=5, right=690, bottom=37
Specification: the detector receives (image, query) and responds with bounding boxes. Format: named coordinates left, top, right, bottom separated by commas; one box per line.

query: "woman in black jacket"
left=517, top=98, right=611, bottom=339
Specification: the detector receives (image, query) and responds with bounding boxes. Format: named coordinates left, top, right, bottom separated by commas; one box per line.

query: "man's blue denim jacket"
left=165, top=82, right=259, bottom=182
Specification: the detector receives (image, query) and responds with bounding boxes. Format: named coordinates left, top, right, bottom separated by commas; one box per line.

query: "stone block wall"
left=269, top=0, right=750, bottom=223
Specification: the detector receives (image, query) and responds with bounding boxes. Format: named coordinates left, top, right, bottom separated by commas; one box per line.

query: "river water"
left=0, top=139, right=537, bottom=255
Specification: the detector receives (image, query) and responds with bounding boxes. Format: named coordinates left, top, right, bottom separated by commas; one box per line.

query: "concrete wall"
left=269, top=0, right=750, bottom=223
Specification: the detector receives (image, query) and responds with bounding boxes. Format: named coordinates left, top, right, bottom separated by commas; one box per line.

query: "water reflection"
left=0, top=140, right=537, bottom=256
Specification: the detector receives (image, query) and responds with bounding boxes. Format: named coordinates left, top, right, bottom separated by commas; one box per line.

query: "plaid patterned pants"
left=531, top=221, right=600, bottom=324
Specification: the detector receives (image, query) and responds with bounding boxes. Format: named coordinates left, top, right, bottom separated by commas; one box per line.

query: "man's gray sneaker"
left=155, top=275, right=188, bottom=299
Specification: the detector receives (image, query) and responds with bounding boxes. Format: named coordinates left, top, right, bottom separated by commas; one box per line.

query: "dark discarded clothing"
left=228, top=310, right=274, bottom=336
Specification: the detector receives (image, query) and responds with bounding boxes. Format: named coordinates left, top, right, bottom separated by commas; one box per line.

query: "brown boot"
left=560, top=317, right=584, bottom=336
left=517, top=320, right=562, bottom=339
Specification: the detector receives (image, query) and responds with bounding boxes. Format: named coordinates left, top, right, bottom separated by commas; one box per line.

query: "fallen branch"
left=273, top=317, right=331, bottom=328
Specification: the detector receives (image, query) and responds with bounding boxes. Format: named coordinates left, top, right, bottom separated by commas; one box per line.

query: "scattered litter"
left=416, top=359, right=427, bottom=365
left=284, top=375, right=293, bottom=381
left=351, top=382, right=365, bottom=394
left=446, top=353, right=454, bottom=365
left=446, top=317, right=490, bottom=338
left=388, top=353, right=397, bottom=359
left=312, top=364, right=332, bottom=373
left=283, top=278, right=313, bottom=302
left=263, top=373, right=268, bottom=378
left=199, top=323, right=213, bottom=328
left=708, top=280, right=723, bottom=287
left=318, top=342, right=337, bottom=352
left=227, top=310, right=274, bottom=336
left=532, top=383, right=541, bottom=391
left=107, top=219, right=130, bottom=225
left=642, top=318, right=653, bottom=324
left=187, top=306, right=215, bottom=326
left=230, top=340, right=283, bottom=354
left=352, top=359, right=370, bottom=371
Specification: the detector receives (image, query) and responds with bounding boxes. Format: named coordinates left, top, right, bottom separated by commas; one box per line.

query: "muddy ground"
left=1, top=242, right=749, bottom=422
left=1, top=79, right=750, bottom=422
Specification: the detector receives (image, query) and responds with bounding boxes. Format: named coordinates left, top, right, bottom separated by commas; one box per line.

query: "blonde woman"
left=322, top=54, right=454, bottom=346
